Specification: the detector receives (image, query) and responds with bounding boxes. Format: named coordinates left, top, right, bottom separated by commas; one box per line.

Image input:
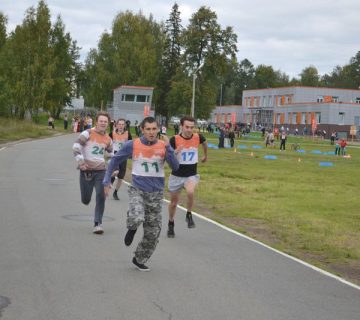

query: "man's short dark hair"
left=96, top=111, right=110, bottom=123
left=117, top=118, right=126, bottom=124
left=141, top=116, right=158, bottom=128
left=180, top=116, right=195, bottom=125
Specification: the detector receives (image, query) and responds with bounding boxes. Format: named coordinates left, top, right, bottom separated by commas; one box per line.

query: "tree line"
left=0, top=1, right=359, bottom=120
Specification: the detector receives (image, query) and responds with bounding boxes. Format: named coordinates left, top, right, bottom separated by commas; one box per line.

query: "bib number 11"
left=141, top=161, right=159, bottom=173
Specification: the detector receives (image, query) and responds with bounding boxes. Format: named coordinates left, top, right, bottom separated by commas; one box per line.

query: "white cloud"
left=1, top=0, right=359, bottom=78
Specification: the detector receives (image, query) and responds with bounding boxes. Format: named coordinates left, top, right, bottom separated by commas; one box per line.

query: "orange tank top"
left=132, top=138, right=166, bottom=177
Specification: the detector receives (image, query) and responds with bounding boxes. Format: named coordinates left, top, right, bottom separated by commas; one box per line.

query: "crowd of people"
left=72, top=114, right=207, bottom=271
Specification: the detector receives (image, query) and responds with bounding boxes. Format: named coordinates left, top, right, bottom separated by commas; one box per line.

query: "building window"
left=332, top=96, right=339, bottom=102
left=292, top=113, right=297, bottom=124
left=136, top=95, right=149, bottom=103
left=121, top=94, right=126, bottom=101
left=356, top=97, right=360, bottom=104
left=124, top=94, right=135, bottom=102
left=339, top=112, right=345, bottom=125
left=317, top=96, right=323, bottom=103
left=276, top=113, right=281, bottom=123
left=301, top=113, right=306, bottom=124
left=315, top=112, right=321, bottom=124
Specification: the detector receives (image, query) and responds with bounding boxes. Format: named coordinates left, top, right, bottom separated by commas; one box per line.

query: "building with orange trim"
left=210, top=105, right=243, bottom=125
left=242, top=86, right=360, bottom=138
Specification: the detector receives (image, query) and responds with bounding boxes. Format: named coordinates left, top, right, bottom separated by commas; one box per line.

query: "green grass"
left=165, top=131, right=360, bottom=284
left=0, top=116, right=68, bottom=144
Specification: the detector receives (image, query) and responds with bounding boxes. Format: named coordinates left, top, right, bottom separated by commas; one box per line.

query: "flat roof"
left=243, top=86, right=360, bottom=93
left=113, top=85, right=154, bottom=90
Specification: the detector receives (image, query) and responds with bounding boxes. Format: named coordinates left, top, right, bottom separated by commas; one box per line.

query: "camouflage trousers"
left=127, top=185, right=163, bottom=264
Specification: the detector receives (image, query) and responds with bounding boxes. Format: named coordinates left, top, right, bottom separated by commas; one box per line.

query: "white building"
left=109, top=85, right=154, bottom=123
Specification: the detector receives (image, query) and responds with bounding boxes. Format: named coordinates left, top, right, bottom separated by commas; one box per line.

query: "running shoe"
left=167, top=223, right=175, bottom=238
left=186, top=213, right=195, bottom=228
left=124, top=229, right=137, bottom=246
left=93, top=225, right=104, bottom=234
left=113, top=191, right=120, bottom=200
left=132, top=257, right=150, bottom=271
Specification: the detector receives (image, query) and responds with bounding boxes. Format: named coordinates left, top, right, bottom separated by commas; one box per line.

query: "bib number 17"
left=181, top=151, right=195, bottom=162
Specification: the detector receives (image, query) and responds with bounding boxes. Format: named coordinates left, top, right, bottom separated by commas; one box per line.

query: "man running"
left=103, top=117, right=179, bottom=271
left=109, top=118, right=132, bottom=200
left=72, top=111, right=113, bottom=234
left=167, top=116, right=207, bottom=238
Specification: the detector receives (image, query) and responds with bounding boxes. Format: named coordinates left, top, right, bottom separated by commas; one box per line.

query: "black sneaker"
left=167, top=223, right=175, bottom=238
left=124, top=229, right=137, bottom=246
left=113, top=191, right=120, bottom=200
left=132, top=257, right=150, bottom=271
left=186, top=212, right=196, bottom=228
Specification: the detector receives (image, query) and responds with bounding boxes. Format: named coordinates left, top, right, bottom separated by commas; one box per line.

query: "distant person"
left=280, top=131, right=287, bottom=151
left=48, top=116, right=54, bottom=129
left=109, top=118, right=132, bottom=200
left=174, top=123, right=179, bottom=135
left=125, top=119, right=131, bottom=131
left=218, top=127, right=225, bottom=148
left=228, top=128, right=235, bottom=148
left=103, top=117, right=179, bottom=271
left=72, top=112, right=113, bottom=234
left=274, top=127, right=279, bottom=140
left=87, top=116, right=93, bottom=129
left=335, top=139, right=341, bottom=155
left=330, top=131, right=336, bottom=145
left=340, top=139, right=347, bottom=155
left=63, top=114, right=68, bottom=130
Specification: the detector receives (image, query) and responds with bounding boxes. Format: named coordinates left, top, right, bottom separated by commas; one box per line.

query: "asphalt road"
left=0, top=134, right=359, bottom=320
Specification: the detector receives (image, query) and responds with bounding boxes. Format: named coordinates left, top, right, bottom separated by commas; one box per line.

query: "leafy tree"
left=181, top=6, right=237, bottom=118
left=46, top=15, right=81, bottom=118
left=251, top=65, right=277, bottom=89
left=82, top=11, right=164, bottom=109
left=235, top=58, right=255, bottom=103
left=0, top=12, right=7, bottom=49
left=347, top=51, right=360, bottom=89
left=158, top=3, right=183, bottom=121
left=0, top=1, right=80, bottom=119
left=299, top=65, right=320, bottom=86
left=0, top=13, right=9, bottom=116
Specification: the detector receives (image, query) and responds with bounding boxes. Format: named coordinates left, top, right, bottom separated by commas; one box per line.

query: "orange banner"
left=143, top=104, right=150, bottom=117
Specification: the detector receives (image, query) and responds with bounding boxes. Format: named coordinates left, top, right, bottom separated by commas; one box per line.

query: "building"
left=210, top=105, right=243, bottom=125
left=242, top=86, right=360, bottom=138
left=63, top=96, right=85, bottom=112
left=109, top=85, right=154, bottom=123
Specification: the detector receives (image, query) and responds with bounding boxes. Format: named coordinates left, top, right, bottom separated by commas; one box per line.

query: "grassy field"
left=166, top=132, right=360, bottom=284
left=0, top=116, right=67, bottom=144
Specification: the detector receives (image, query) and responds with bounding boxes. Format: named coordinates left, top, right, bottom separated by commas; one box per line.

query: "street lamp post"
left=191, top=63, right=204, bottom=118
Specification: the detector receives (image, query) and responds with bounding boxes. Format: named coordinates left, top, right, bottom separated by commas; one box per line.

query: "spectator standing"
left=340, top=139, right=347, bottom=155
left=64, top=114, right=68, bottom=130
left=280, top=131, right=287, bottom=151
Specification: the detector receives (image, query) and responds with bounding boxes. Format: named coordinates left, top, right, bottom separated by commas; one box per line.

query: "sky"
left=1, top=0, right=359, bottom=78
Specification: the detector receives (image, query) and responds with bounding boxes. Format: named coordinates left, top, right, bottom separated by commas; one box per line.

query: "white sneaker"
left=93, top=225, right=104, bottom=234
